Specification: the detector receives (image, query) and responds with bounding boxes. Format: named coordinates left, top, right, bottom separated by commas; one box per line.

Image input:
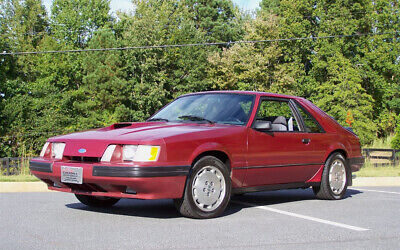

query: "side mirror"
left=253, top=120, right=272, bottom=131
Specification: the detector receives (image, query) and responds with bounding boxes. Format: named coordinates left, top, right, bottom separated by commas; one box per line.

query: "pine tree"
left=183, top=0, right=244, bottom=42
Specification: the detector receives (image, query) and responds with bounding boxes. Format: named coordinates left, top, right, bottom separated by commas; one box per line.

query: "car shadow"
left=230, top=188, right=362, bottom=207
left=65, top=188, right=363, bottom=219
left=66, top=199, right=181, bottom=219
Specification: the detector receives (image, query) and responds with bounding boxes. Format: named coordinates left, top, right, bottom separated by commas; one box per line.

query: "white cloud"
left=232, top=0, right=262, bottom=11
left=41, top=0, right=135, bottom=15
left=109, top=0, right=135, bottom=13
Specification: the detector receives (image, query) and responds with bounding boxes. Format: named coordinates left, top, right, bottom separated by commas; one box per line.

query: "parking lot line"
left=351, top=188, right=400, bottom=195
left=232, top=201, right=369, bottom=232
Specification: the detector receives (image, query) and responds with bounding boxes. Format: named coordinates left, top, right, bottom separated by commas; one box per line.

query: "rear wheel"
left=174, top=156, right=231, bottom=219
left=313, top=153, right=348, bottom=200
left=75, top=194, right=120, bottom=207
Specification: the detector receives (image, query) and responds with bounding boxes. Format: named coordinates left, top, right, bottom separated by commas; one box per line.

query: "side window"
left=256, top=99, right=300, bottom=132
left=295, top=103, right=323, bottom=133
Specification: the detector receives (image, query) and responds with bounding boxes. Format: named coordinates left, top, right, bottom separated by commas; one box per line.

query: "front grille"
left=65, top=156, right=101, bottom=163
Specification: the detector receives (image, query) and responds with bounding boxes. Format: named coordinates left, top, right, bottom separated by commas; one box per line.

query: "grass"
left=365, top=134, right=395, bottom=149
left=356, top=166, right=400, bottom=177
left=0, top=158, right=40, bottom=182
left=356, top=158, right=400, bottom=177
left=356, top=134, right=400, bottom=177
left=0, top=174, right=40, bottom=182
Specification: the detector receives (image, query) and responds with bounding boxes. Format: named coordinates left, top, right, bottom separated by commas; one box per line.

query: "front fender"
left=189, top=142, right=231, bottom=165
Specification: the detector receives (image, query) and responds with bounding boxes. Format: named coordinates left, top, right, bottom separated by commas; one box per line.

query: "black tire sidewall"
left=322, top=153, right=348, bottom=199
left=184, top=156, right=231, bottom=218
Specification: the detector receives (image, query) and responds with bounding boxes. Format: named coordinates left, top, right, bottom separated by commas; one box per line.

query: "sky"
left=42, top=0, right=262, bottom=15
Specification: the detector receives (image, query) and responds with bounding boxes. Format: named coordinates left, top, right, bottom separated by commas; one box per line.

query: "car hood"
left=49, top=122, right=234, bottom=157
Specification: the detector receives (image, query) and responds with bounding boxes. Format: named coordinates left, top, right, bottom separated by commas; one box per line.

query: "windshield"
left=149, top=93, right=255, bottom=126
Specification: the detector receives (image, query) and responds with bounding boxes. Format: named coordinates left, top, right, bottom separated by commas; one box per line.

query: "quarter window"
left=295, top=103, right=323, bottom=133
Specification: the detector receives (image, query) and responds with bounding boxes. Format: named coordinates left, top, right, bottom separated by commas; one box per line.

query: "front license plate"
left=61, top=166, right=83, bottom=184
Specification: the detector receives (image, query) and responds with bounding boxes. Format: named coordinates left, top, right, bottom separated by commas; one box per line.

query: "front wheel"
left=75, top=194, right=120, bottom=208
left=174, top=156, right=231, bottom=219
left=313, top=153, right=348, bottom=200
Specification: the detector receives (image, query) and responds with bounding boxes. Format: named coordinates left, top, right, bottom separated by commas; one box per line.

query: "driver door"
left=243, top=97, right=322, bottom=187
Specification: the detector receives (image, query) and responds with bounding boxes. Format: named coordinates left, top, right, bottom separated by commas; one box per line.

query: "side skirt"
left=232, top=182, right=320, bottom=195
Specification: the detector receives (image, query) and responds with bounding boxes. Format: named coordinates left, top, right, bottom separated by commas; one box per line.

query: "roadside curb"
left=352, top=177, right=400, bottom=187
left=0, top=177, right=399, bottom=192
left=0, top=182, right=53, bottom=193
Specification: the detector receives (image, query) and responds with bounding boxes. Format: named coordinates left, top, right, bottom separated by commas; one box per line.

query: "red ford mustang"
left=30, top=91, right=364, bottom=218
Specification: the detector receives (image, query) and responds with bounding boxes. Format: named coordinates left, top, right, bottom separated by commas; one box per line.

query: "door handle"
left=302, top=138, right=311, bottom=144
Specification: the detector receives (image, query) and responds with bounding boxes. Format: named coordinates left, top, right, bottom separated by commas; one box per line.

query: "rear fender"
left=324, top=143, right=352, bottom=186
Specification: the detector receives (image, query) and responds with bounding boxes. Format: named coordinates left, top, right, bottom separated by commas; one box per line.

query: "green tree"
left=208, top=12, right=299, bottom=94
left=51, top=0, right=112, bottom=48
left=260, top=0, right=381, bottom=144
left=0, top=0, right=49, bottom=157
left=119, top=0, right=216, bottom=119
left=359, top=0, right=400, bottom=137
left=392, top=118, right=400, bottom=149
left=72, top=30, right=131, bottom=129
left=260, top=0, right=317, bottom=97
left=183, top=0, right=244, bottom=42
left=309, top=0, right=377, bottom=144
left=312, top=53, right=376, bottom=144
left=8, top=0, right=48, bottom=80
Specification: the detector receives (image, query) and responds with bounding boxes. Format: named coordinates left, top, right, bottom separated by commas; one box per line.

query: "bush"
left=392, top=126, right=400, bottom=150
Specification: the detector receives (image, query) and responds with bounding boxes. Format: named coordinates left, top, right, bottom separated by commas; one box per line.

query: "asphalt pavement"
left=1, top=187, right=399, bottom=249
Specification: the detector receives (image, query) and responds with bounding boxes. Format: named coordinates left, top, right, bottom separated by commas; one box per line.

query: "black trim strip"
left=92, top=165, right=190, bottom=178
left=233, top=182, right=319, bottom=194
left=234, top=163, right=324, bottom=170
left=347, top=157, right=365, bottom=166
left=29, top=161, right=52, bottom=173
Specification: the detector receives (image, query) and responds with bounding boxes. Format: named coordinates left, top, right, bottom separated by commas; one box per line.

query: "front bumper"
left=29, top=159, right=190, bottom=200
left=347, top=156, right=365, bottom=172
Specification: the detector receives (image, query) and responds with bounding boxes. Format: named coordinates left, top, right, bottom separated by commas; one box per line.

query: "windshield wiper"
left=178, top=115, right=214, bottom=124
left=147, top=118, right=169, bottom=122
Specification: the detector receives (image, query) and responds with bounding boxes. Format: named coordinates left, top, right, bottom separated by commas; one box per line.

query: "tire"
left=75, top=194, right=120, bottom=208
left=313, top=152, right=348, bottom=200
left=174, top=156, right=231, bottom=219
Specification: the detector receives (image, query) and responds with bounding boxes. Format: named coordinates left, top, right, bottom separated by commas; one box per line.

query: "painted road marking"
left=232, top=200, right=369, bottom=232
left=351, top=188, right=400, bottom=195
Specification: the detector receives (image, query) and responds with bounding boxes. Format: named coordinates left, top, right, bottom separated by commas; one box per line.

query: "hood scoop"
left=111, top=123, right=133, bottom=129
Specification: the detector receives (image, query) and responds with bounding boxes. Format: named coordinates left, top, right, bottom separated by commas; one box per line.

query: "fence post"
left=5, top=157, right=10, bottom=176
left=365, top=149, right=370, bottom=158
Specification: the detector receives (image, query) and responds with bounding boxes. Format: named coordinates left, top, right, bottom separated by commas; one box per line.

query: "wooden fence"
left=0, top=157, right=33, bottom=176
left=362, top=148, right=400, bottom=167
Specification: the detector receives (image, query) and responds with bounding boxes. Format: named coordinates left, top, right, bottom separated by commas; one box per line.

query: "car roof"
left=180, top=90, right=303, bottom=100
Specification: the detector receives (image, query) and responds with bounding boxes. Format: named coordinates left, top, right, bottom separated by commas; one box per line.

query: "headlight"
left=52, top=143, right=66, bottom=159
left=40, top=142, right=50, bottom=157
left=101, top=144, right=117, bottom=162
left=101, top=144, right=160, bottom=162
left=40, top=142, right=65, bottom=159
left=133, top=145, right=160, bottom=162
left=123, top=145, right=138, bottom=161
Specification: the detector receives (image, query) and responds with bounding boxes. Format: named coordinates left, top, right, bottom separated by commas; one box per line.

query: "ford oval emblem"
left=78, top=148, right=86, bottom=154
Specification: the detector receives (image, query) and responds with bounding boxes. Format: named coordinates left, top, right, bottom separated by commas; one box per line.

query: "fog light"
left=125, top=187, right=137, bottom=194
